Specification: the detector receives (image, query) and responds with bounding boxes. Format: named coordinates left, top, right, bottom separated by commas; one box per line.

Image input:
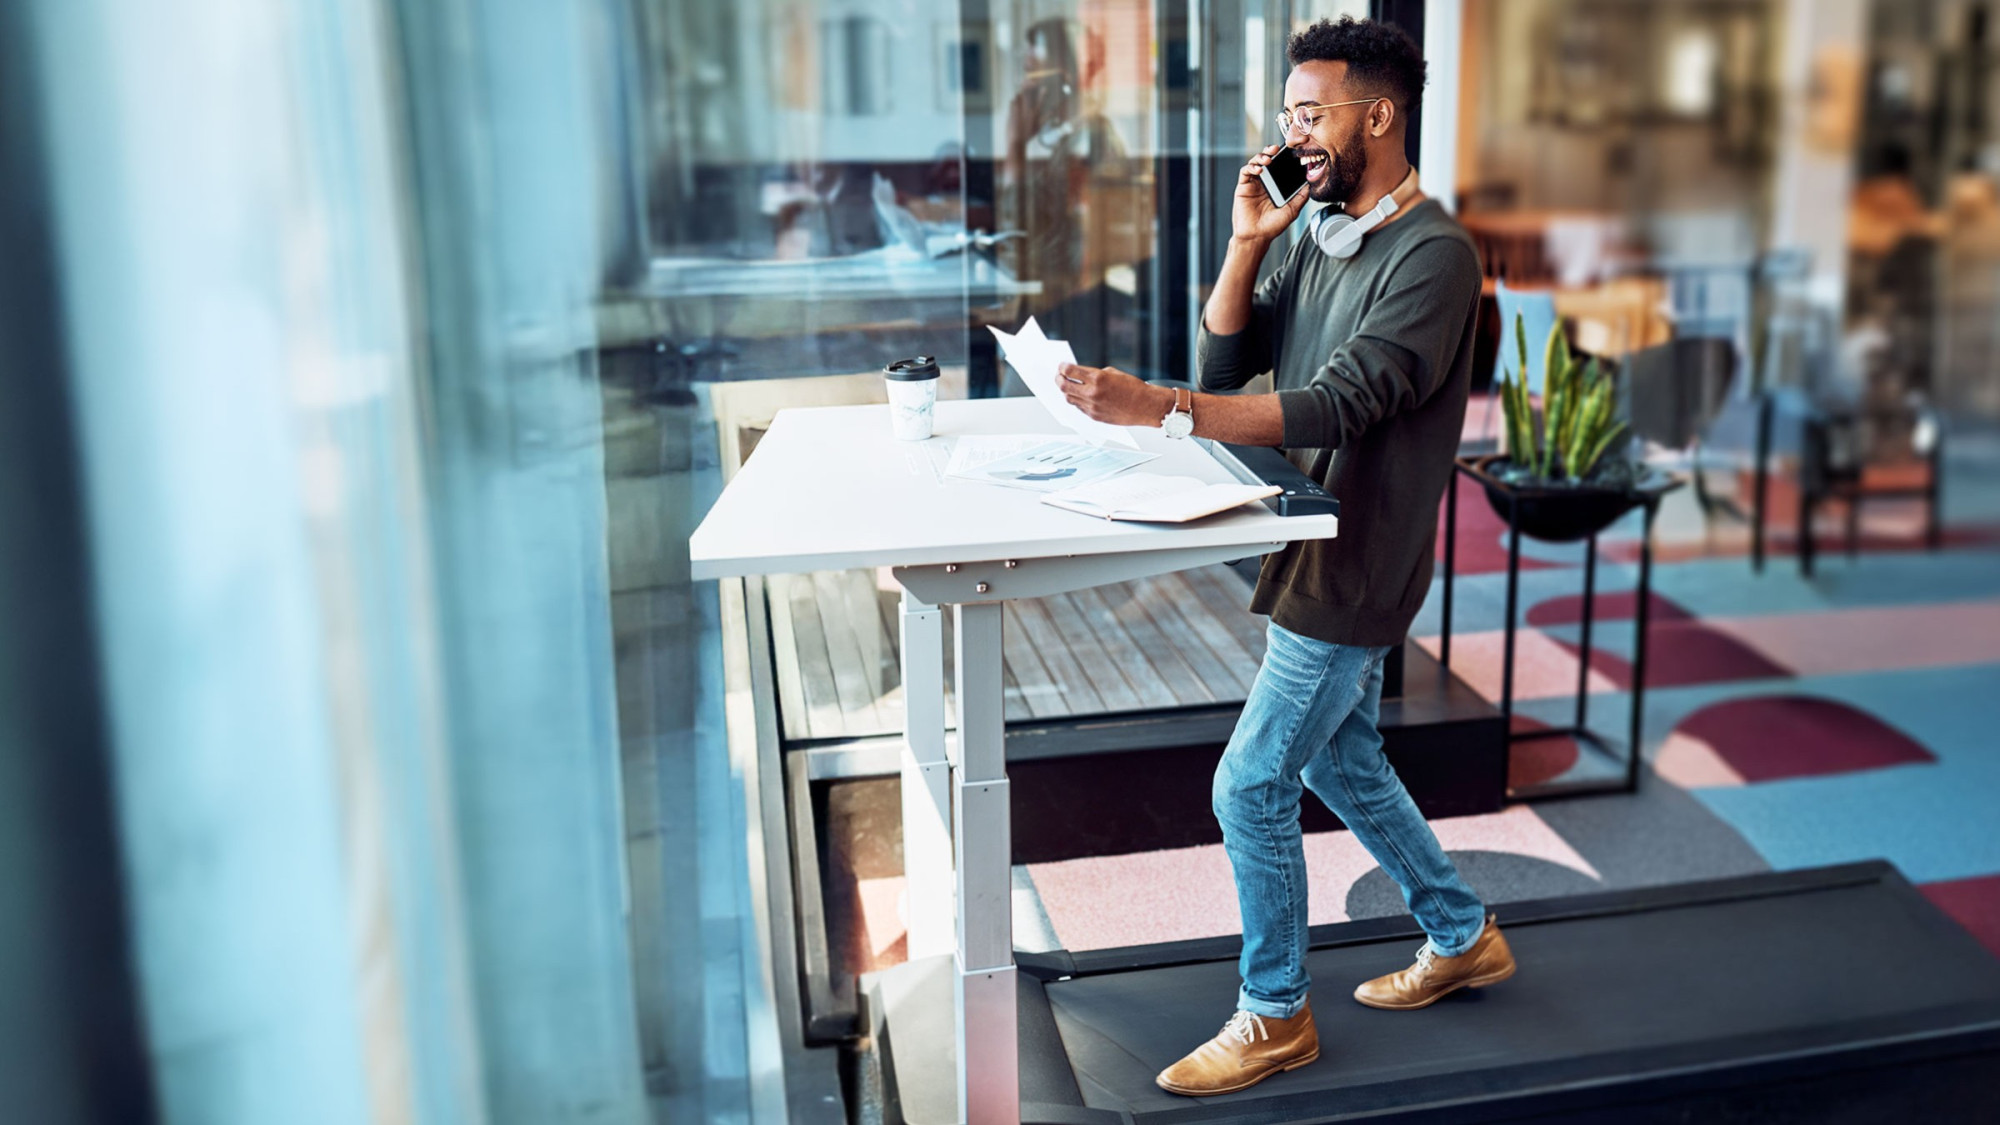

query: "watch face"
left=1163, top=410, right=1194, bottom=439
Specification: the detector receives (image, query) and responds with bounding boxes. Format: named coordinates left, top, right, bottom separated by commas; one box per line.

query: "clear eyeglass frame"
left=1276, top=97, right=1379, bottom=138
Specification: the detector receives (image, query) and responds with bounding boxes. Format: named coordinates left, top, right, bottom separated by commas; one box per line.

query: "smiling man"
left=1058, top=16, right=1513, bottom=1097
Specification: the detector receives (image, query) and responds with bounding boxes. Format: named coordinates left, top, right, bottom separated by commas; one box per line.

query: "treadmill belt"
left=1032, top=863, right=2000, bottom=1122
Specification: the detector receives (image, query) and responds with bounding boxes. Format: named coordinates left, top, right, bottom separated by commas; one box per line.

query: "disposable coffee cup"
left=884, top=356, right=941, bottom=440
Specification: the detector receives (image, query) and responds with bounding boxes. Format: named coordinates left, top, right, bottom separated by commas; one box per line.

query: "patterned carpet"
left=852, top=413, right=2000, bottom=968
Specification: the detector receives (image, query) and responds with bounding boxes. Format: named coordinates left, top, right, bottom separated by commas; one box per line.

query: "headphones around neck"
left=1309, top=166, right=1420, bottom=259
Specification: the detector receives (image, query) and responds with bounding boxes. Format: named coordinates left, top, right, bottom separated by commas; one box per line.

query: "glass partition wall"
left=623, top=0, right=983, bottom=388
left=978, top=1, right=1166, bottom=382
left=625, top=0, right=1342, bottom=396
left=617, top=0, right=1323, bottom=1116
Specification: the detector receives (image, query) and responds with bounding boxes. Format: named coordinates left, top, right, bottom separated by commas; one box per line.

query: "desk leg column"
left=952, top=601, right=1015, bottom=1124
left=899, top=589, right=953, bottom=960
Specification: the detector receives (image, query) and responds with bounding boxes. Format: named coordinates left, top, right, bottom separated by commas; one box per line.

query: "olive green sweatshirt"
left=1197, top=199, right=1483, bottom=647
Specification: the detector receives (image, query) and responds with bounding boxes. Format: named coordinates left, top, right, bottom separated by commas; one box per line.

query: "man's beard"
left=1308, top=118, right=1368, bottom=207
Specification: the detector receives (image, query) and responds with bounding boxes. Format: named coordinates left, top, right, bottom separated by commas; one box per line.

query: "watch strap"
left=1161, top=386, right=1194, bottom=437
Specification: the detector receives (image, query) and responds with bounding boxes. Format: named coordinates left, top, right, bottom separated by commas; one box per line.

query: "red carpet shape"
left=1672, top=695, right=1936, bottom=783
left=1526, top=590, right=1696, bottom=627
left=1552, top=620, right=1792, bottom=690
left=1920, top=874, right=2000, bottom=960
left=1508, top=714, right=1582, bottom=789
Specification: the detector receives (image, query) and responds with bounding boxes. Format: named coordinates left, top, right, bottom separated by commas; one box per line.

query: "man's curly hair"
left=1287, top=16, right=1426, bottom=118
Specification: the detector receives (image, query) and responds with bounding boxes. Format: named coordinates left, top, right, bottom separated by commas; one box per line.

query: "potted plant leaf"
left=1462, top=313, right=1670, bottom=542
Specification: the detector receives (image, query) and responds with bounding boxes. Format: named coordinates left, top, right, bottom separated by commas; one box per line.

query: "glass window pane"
left=987, top=6, right=1160, bottom=380
left=629, top=0, right=979, bottom=392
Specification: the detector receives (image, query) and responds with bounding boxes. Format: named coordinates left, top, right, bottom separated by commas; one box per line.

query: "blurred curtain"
left=0, top=2, right=155, bottom=1120
left=387, top=0, right=649, bottom=1119
left=25, top=0, right=459, bottom=1120
left=20, top=0, right=647, bottom=1120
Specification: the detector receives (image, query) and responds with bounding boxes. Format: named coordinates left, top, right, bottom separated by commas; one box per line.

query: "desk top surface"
left=689, top=397, right=1338, bottom=579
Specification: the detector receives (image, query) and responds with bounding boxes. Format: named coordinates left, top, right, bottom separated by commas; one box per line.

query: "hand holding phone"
left=1233, top=144, right=1309, bottom=244
left=1258, top=147, right=1310, bottom=207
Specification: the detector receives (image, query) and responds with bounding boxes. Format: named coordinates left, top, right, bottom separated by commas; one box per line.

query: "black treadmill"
left=865, top=862, right=2000, bottom=1124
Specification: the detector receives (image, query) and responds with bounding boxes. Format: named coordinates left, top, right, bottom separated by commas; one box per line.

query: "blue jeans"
left=1213, top=622, right=1487, bottom=1019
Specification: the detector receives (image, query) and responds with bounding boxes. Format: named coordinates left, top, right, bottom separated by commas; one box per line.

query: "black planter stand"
left=1440, top=457, right=1684, bottom=800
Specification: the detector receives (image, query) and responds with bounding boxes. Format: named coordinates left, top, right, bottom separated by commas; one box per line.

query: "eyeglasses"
left=1276, top=97, right=1379, bottom=137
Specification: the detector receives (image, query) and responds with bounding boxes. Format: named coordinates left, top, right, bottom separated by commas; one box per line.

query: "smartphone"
left=1259, top=147, right=1309, bottom=207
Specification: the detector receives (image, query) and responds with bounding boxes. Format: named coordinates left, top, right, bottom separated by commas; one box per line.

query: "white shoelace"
left=1414, top=942, right=1439, bottom=973
left=1220, top=1010, right=1269, bottom=1046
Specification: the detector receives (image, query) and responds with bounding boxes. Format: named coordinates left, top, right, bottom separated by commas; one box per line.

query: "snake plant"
left=1499, top=312, right=1628, bottom=483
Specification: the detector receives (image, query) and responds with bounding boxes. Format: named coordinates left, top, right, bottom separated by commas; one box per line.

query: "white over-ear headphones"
left=1309, top=166, right=1420, bottom=259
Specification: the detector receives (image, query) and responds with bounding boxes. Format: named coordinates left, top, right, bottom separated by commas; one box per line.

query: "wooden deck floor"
left=766, top=564, right=1269, bottom=743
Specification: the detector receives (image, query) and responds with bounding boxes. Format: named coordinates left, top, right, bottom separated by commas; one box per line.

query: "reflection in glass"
left=628, top=0, right=981, bottom=390
left=995, top=10, right=1156, bottom=382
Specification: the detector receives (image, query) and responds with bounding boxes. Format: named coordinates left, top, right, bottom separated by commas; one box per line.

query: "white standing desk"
left=690, top=396, right=1337, bottom=1123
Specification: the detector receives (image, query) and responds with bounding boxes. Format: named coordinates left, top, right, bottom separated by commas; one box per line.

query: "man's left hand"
left=1058, top=363, right=1170, bottom=427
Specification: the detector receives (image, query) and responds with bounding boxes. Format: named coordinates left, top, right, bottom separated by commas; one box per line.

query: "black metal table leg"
left=1753, top=393, right=1772, bottom=574
left=1626, top=500, right=1660, bottom=793
left=1500, top=493, right=1521, bottom=733
left=1927, top=436, right=1944, bottom=551
left=1799, top=482, right=1816, bottom=578
left=1576, top=534, right=1597, bottom=732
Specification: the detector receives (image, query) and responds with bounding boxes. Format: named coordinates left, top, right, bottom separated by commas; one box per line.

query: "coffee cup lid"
left=884, top=356, right=940, bottom=381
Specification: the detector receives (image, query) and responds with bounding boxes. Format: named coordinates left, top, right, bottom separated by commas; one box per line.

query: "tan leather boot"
left=1155, top=1003, right=1320, bottom=1096
left=1353, top=914, right=1515, bottom=1010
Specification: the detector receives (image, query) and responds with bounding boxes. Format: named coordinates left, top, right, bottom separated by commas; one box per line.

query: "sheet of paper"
left=943, top=434, right=1053, bottom=480
left=988, top=317, right=1142, bottom=448
left=906, top=438, right=955, bottom=484
left=956, top=439, right=1157, bottom=493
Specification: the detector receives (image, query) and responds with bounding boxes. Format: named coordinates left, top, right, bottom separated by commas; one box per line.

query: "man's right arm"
left=1197, top=145, right=1304, bottom=393
left=1202, top=236, right=1273, bottom=337
left=1196, top=239, right=1282, bottom=393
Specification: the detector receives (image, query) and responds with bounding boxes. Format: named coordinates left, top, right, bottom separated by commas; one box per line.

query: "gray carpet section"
left=1533, top=766, right=1771, bottom=888
left=1347, top=852, right=1605, bottom=920
left=1343, top=767, right=1769, bottom=923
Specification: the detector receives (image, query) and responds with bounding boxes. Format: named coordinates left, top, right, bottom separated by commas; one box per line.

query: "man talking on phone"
left=1058, top=16, right=1511, bottom=1096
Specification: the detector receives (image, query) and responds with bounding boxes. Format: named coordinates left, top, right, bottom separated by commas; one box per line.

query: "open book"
left=1041, top=472, right=1280, bottom=523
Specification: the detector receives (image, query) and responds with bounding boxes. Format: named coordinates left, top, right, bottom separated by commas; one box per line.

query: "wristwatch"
left=1161, top=386, right=1194, bottom=439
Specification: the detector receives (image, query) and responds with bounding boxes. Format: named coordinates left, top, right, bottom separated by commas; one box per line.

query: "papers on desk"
left=941, top=434, right=1053, bottom=479
left=988, top=317, right=1142, bottom=448
left=948, top=438, right=1156, bottom=493
left=1042, top=473, right=1280, bottom=523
